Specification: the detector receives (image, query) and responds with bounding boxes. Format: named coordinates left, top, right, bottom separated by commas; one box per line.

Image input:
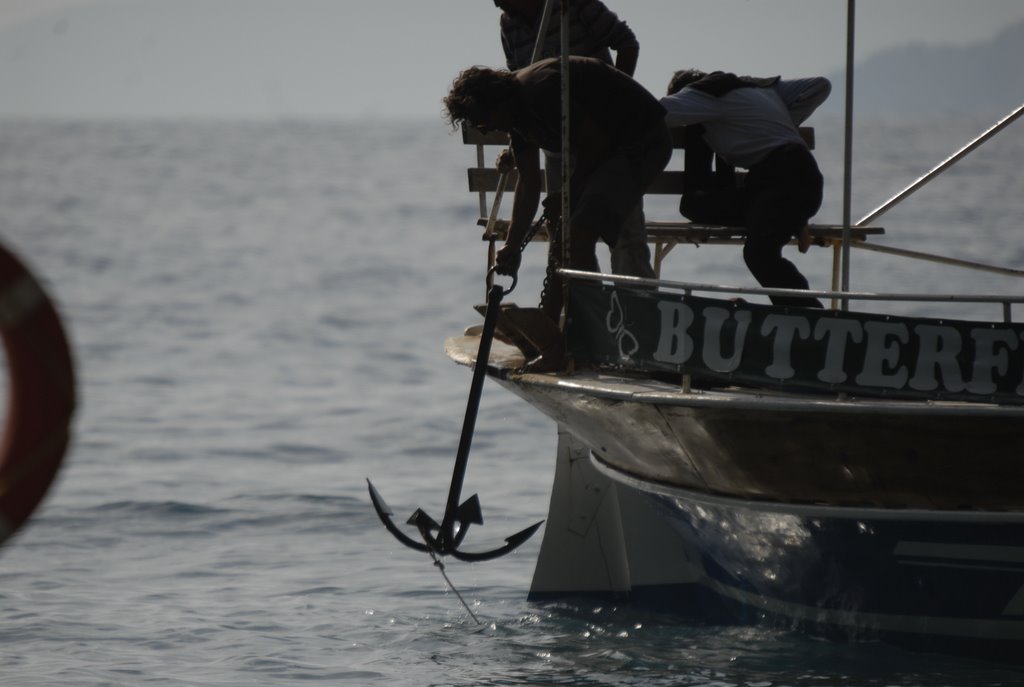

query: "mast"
left=839, top=0, right=856, bottom=309
left=559, top=0, right=571, bottom=321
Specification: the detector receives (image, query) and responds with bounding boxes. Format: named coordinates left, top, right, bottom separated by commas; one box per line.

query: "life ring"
left=0, top=243, right=75, bottom=547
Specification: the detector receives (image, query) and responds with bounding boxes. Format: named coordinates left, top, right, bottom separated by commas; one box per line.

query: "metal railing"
left=558, top=269, right=1024, bottom=324
left=856, top=104, right=1024, bottom=228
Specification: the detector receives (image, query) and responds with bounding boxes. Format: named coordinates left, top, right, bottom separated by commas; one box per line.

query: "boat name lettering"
left=567, top=282, right=1024, bottom=403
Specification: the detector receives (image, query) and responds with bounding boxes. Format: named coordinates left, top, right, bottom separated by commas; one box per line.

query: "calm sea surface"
left=0, top=114, right=1022, bottom=686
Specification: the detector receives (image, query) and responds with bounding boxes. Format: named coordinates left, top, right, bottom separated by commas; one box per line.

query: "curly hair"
left=666, top=69, right=707, bottom=96
left=442, top=66, right=519, bottom=130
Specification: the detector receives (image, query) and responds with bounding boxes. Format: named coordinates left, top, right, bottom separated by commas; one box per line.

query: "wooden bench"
left=462, top=123, right=884, bottom=277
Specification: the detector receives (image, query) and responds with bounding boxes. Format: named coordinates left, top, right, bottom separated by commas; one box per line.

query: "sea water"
left=0, top=114, right=1021, bottom=686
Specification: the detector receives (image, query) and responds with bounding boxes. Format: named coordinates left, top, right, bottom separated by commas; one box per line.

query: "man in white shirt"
left=661, top=71, right=831, bottom=308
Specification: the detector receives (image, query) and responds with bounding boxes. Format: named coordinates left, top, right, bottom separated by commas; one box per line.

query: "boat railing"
left=856, top=104, right=1024, bottom=228
left=558, top=268, right=1024, bottom=324
left=462, top=122, right=886, bottom=279
left=840, top=102, right=1024, bottom=282
left=465, top=101, right=1024, bottom=311
left=464, top=110, right=1024, bottom=292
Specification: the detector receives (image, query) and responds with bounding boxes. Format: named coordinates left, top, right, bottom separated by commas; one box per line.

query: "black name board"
left=567, top=282, right=1024, bottom=404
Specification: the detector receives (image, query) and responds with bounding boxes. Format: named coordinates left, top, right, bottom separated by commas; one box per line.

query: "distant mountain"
left=821, top=19, right=1024, bottom=114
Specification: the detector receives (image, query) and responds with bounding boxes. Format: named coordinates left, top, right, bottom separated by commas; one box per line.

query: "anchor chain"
left=536, top=194, right=564, bottom=321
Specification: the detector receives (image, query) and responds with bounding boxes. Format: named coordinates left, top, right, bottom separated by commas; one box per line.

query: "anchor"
left=368, top=266, right=543, bottom=562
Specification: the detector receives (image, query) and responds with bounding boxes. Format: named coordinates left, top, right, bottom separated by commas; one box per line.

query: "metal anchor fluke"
left=368, top=277, right=543, bottom=564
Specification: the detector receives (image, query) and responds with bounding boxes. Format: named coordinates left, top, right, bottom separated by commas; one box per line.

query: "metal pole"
left=559, top=0, right=571, bottom=322
left=856, top=103, right=1024, bottom=227
left=532, top=0, right=556, bottom=63
left=840, top=0, right=856, bottom=308
left=850, top=241, right=1024, bottom=278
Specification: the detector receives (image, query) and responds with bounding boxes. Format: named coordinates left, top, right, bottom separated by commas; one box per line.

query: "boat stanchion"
left=368, top=270, right=543, bottom=563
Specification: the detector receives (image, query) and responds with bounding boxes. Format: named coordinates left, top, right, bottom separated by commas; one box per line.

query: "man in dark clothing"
left=444, top=56, right=671, bottom=319
left=495, top=0, right=639, bottom=75
left=662, top=70, right=831, bottom=308
left=491, top=0, right=653, bottom=279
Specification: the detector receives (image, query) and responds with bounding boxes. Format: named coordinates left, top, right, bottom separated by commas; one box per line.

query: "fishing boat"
left=444, top=269, right=1024, bottom=662
left=370, top=0, right=1024, bottom=664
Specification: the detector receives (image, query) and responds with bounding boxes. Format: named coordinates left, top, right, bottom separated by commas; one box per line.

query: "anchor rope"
left=429, top=549, right=481, bottom=625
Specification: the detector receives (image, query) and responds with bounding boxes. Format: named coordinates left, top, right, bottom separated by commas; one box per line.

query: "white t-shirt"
left=660, top=77, right=830, bottom=168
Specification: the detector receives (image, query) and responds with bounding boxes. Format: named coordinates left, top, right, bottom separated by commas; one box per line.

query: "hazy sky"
left=1, top=0, right=1022, bottom=119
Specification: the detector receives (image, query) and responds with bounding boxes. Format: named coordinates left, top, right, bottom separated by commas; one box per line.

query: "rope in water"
left=428, top=550, right=481, bottom=625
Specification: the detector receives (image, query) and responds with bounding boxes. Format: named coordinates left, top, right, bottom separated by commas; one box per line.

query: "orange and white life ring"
left=0, top=242, right=76, bottom=547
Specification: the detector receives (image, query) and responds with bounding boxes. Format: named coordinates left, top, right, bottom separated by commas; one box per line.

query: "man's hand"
left=798, top=224, right=812, bottom=253
left=495, top=148, right=516, bottom=174
left=494, top=243, right=522, bottom=277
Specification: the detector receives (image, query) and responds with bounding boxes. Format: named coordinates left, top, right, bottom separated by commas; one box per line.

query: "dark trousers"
left=681, top=143, right=823, bottom=308
left=539, top=124, right=672, bottom=321
left=743, top=143, right=823, bottom=308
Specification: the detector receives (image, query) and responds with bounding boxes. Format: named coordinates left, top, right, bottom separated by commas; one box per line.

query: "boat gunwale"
left=481, top=363, right=1024, bottom=418
left=587, top=452, right=1024, bottom=521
